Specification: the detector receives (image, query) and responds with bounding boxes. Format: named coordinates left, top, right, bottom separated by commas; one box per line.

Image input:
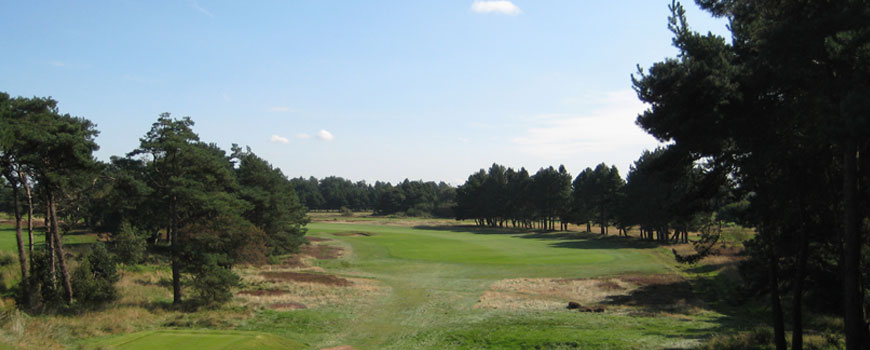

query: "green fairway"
left=233, top=222, right=718, bottom=349
left=0, top=223, right=97, bottom=253
left=77, top=221, right=725, bottom=350
left=87, top=330, right=304, bottom=350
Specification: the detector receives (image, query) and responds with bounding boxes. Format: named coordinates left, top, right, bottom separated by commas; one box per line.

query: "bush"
left=72, top=243, right=119, bottom=306
left=188, top=256, right=240, bottom=306
left=111, top=222, right=147, bottom=265
left=339, top=206, right=354, bottom=217
left=21, top=250, right=66, bottom=311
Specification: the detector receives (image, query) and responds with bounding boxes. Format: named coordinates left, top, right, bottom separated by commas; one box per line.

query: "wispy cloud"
left=512, top=90, right=660, bottom=159
left=48, top=60, right=66, bottom=67
left=270, top=135, right=290, bottom=144
left=317, top=129, right=334, bottom=141
left=471, top=1, right=521, bottom=15
left=190, top=0, right=214, bottom=17
left=269, top=106, right=293, bottom=113
left=295, top=133, right=311, bottom=140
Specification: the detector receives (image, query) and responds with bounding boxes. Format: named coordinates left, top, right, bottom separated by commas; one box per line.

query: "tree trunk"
left=842, top=142, right=863, bottom=350
left=45, top=200, right=55, bottom=275
left=6, top=177, right=29, bottom=304
left=791, top=227, right=809, bottom=350
left=171, top=199, right=182, bottom=305
left=49, top=192, right=73, bottom=305
left=19, top=168, right=34, bottom=263
left=766, top=230, right=787, bottom=350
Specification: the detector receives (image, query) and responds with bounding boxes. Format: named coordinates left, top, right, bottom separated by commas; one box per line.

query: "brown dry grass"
left=474, top=277, right=636, bottom=311
left=260, top=271, right=353, bottom=286
left=475, top=274, right=705, bottom=316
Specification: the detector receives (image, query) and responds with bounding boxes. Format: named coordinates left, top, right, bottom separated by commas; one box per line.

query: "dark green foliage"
left=111, top=222, right=147, bottom=265
left=232, top=145, right=308, bottom=255
left=455, top=163, right=571, bottom=230
left=571, top=163, right=624, bottom=234
left=71, top=243, right=119, bottom=306
left=633, top=1, right=870, bottom=348
left=22, top=249, right=66, bottom=310
left=187, top=254, right=240, bottom=306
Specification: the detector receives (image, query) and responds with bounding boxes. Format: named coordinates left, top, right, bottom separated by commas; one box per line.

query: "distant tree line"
left=1, top=94, right=308, bottom=310
left=290, top=176, right=456, bottom=218
left=455, top=152, right=725, bottom=243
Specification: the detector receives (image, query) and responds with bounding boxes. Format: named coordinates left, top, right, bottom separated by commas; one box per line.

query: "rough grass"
left=83, top=329, right=304, bottom=350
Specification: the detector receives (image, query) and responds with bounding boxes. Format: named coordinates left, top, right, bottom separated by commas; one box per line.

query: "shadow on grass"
left=414, top=224, right=666, bottom=250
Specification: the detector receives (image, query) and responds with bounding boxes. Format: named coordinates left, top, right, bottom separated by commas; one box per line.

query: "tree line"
left=290, top=176, right=456, bottom=217
left=0, top=95, right=308, bottom=310
left=455, top=147, right=724, bottom=244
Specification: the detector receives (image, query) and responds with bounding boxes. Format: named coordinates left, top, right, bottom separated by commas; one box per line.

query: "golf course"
left=10, top=216, right=733, bottom=350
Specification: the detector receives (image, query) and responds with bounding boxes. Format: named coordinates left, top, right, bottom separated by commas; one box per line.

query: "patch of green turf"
left=83, top=329, right=304, bottom=350
left=0, top=223, right=96, bottom=253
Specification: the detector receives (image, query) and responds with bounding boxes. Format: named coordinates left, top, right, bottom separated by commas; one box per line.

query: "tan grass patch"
left=268, top=302, right=307, bottom=310
left=474, top=277, right=636, bottom=311
left=301, top=244, right=343, bottom=259
left=235, top=276, right=385, bottom=310
left=475, top=274, right=701, bottom=314
left=260, top=271, right=353, bottom=286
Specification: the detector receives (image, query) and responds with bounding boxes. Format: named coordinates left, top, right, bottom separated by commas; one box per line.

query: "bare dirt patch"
left=237, top=289, right=289, bottom=297
left=301, top=244, right=343, bottom=259
left=332, top=231, right=374, bottom=237
left=261, top=271, right=353, bottom=287
left=268, top=302, right=307, bottom=310
left=320, top=346, right=357, bottom=350
left=306, top=237, right=332, bottom=242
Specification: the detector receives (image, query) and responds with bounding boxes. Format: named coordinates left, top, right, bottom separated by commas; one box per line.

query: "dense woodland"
left=290, top=176, right=456, bottom=218
left=1, top=0, right=869, bottom=349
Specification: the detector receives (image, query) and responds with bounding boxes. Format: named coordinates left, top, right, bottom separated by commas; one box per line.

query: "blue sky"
left=0, top=1, right=729, bottom=184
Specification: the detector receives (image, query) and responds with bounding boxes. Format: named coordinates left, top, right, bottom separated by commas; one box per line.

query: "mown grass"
left=0, top=223, right=97, bottom=253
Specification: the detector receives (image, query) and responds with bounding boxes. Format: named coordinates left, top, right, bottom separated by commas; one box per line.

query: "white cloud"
left=296, top=133, right=311, bottom=139
left=270, top=135, right=290, bottom=144
left=316, top=129, right=334, bottom=141
left=512, top=90, right=661, bottom=159
left=471, top=1, right=521, bottom=15
left=191, top=1, right=214, bottom=17
left=269, top=106, right=293, bottom=113
left=48, top=60, right=66, bottom=67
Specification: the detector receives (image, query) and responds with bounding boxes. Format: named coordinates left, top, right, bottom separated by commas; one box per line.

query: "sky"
left=0, top=1, right=730, bottom=185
